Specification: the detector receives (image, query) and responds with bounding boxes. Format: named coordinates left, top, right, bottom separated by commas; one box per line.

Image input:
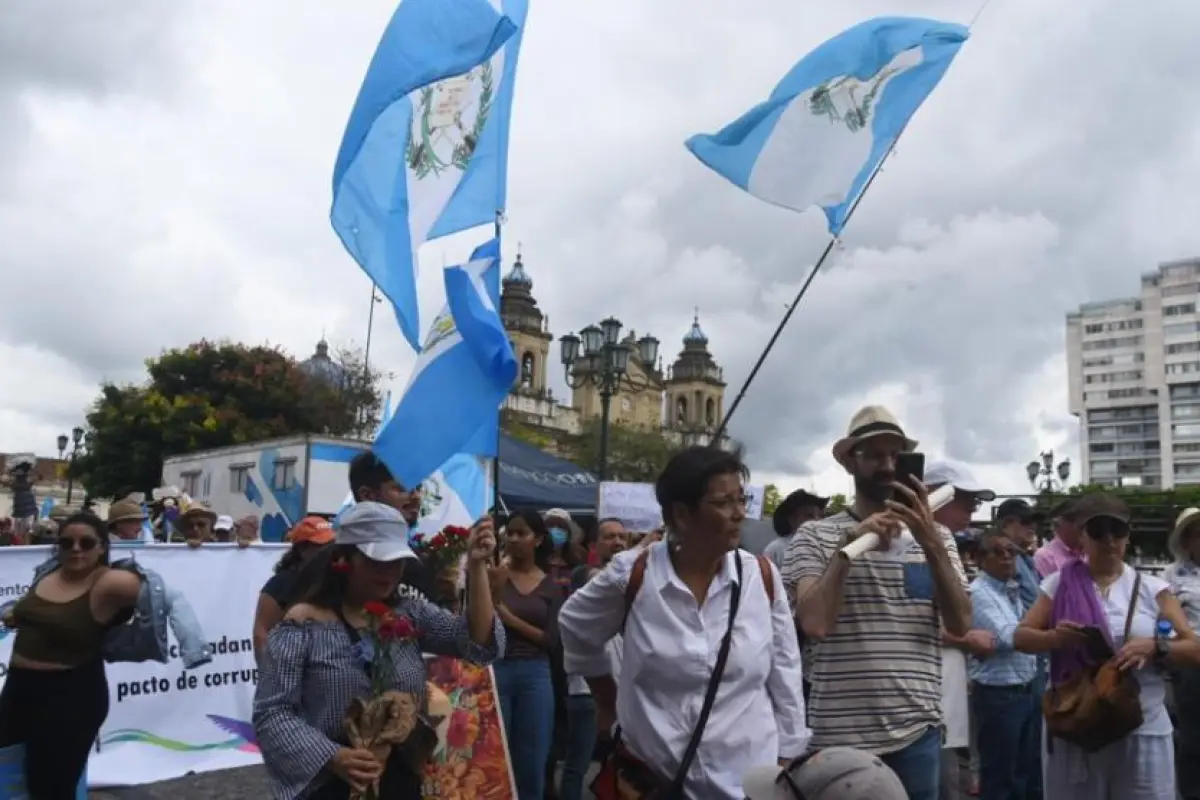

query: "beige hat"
left=179, top=503, right=217, bottom=523
left=1171, top=507, right=1200, bottom=560
left=107, top=500, right=146, bottom=526
left=832, top=405, right=917, bottom=469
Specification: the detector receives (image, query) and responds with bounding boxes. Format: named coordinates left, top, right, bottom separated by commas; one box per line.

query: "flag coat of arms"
left=686, top=17, right=968, bottom=234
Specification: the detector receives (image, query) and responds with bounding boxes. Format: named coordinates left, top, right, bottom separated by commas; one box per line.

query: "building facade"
left=498, top=252, right=727, bottom=447
left=1067, top=257, right=1200, bottom=488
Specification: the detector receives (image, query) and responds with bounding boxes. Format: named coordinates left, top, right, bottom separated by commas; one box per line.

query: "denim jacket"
left=16, top=555, right=212, bottom=668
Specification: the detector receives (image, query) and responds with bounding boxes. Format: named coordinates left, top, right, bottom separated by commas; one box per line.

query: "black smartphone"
left=894, top=452, right=926, bottom=505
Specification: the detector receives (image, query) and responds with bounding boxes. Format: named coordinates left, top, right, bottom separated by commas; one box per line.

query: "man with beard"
left=783, top=407, right=970, bottom=800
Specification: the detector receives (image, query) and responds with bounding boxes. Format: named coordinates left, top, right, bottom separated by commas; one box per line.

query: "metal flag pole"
left=712, top=139, right=899, bottom=441
left=492, top=211, right=504, bottom=526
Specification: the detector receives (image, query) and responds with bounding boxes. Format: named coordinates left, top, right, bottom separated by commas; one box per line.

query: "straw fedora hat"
left=832, top=405, right=918, bottom=470
left=107, top=500, right=146, bottom=526
left=1170, top=507, right=1200, bottom=561
left=179, top=502, right=217, bottom=523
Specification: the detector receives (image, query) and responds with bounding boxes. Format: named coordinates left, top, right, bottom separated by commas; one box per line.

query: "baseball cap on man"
left=335, top=502, right=417, bottom=562
left=1070, top=493, right=1131, bottom=528
left=924, top=460, right=997, bottom=502
left=995, top=498, right=1042, bottom=524
left=743, top=747, right=907, bottom=800
left=288, top=515, right=335, bottom=545
left=215, top=515, right=234, bottom=533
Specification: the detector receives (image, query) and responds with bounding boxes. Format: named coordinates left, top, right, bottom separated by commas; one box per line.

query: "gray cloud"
left=2, top=0, right=1199, bottom=494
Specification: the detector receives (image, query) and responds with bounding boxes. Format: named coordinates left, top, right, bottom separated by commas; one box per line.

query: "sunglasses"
left=58, top=536, right=100, bottom=553
left=1085, top=518, right=1130, bottom=540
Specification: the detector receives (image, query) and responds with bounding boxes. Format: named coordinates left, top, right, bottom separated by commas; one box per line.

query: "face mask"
left=549, top=527, right=568, bottom=547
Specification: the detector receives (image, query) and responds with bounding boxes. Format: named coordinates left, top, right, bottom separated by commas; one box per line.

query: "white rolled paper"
left=839, top=483, right=957, bottom=560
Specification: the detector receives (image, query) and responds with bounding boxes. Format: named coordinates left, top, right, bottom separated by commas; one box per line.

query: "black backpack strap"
left=664, top=553, right=744, bottom=796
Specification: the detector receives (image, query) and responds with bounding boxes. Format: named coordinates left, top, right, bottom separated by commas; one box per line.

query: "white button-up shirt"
left=558, top=543, right=809, bottom=800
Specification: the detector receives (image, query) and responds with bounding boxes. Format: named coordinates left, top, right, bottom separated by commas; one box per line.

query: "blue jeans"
left=973, top=683, right=1042, bottom=800
left=494, top=658, right=555, bottom=800
left=880, top=726, right=941, bottom=800
left=561, top=694, right=596, bottom=800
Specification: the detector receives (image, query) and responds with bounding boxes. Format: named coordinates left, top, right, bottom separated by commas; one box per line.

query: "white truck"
left=161, top=434, right=367, bottom=542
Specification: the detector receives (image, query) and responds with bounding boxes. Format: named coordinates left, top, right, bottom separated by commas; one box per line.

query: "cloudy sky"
left=3, top=0, right=1198, bottom=500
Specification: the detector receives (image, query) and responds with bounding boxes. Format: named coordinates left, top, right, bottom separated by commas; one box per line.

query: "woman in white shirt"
left=1013, top=493, right=1200, bottom=799
left=557, top=446, right=810, bottom=800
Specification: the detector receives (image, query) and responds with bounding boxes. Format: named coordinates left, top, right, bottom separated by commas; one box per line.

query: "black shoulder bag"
left=591, top=554, right=744, bottom=800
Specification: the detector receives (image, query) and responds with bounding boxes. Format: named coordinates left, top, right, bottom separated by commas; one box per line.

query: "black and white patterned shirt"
left=253, top=596, right=505, bottom=799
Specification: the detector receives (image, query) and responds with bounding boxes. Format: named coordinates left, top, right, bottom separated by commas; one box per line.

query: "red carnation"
left=431, top=533, right=447, bottom=549
left=363, top=601, right=391, bottom=618
left=445, top=525, right=471, bottom=540
left=379, top=614, right=419, bottom=641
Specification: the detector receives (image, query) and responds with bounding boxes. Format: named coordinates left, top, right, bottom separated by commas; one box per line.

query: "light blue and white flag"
left=411, top=453, right=491, bottom=537
left=38, top=497, right=54, bottom=519
left=373, top=237, right=517, bottom=488
left=685, top=17, right=968, bottom=234
left=332, top=0, right=529, bottom=350
left=140, top=503, right=156, bottom=544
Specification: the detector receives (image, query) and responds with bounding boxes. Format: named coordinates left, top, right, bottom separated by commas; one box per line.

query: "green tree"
left=76, top=339, right=383, bottom=499
left=567, top=419, right=682, bottom=483
left=827, top=493, right=849, bottom=514
left=762, top=484, right=782, bottom=515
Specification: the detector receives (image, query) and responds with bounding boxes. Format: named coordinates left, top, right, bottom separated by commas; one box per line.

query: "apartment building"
left=1067, top=258, right=1200, bottom=489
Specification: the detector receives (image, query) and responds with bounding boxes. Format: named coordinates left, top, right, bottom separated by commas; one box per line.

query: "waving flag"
left=332, top=0, right=529, bottom=350
left=374, top=238, right=517, bottom=488
left=685, top=17, right=968, bottom=234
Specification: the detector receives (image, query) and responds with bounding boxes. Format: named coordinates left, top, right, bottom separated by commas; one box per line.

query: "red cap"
left=288, top=516, right=334, bottom=545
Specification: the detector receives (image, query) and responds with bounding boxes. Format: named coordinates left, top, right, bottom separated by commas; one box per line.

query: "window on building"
left=1174, top=423, right=1200, bottom=439
left=1167, top=342, right=1200, bottom=355
left=1165, top=303, right=1198, bottom=317
left=1164, top=322, right=1200, bottom=338
left=1081, top=335, right=1143, bottom=351
left=520, top=353, right=535, bottom=389
left=1089, top=442, right=1114, bottom=454
left=1108, top=388, right=1146, bottom=399
left=1166, top=362, right=1200, bottom=376
left=1091, top=461, right=1118, bottom=477
left=1163, top=283, right=1200, bottom=297
left=273, top=459, right=297, bottom=491
left=230, top=464, right=251, bottom=494
left=181, top=471, right=201, bottom=497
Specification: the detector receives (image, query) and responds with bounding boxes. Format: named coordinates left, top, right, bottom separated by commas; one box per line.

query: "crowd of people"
left=4, top=404, right=1200, bottom=798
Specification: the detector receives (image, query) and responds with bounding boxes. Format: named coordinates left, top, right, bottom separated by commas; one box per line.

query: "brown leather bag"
left=1042, top=572, right=1144, bottom=753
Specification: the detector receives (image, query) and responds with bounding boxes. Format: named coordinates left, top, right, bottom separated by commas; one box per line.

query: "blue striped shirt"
left=968, top=573, right=1037, bottom=686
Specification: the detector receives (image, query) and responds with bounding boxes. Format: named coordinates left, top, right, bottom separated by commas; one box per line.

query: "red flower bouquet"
left=411, top=524, right=472, bottom=572
left=343, top=602, right=422, bottom=800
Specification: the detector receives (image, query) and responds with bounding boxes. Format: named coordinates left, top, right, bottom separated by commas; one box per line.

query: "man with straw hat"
left=177, top=501, right=217, bottom=548
left=781, top=406, right=970, bottom=800
left=108, top=498, right=148, bottom=541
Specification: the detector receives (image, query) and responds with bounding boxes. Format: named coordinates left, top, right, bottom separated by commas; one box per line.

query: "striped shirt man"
left=782, top=510, right=967, bottom=753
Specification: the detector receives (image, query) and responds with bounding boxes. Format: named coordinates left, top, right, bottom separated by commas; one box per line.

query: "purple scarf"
left=1048, top=560, right=1110, bottom=685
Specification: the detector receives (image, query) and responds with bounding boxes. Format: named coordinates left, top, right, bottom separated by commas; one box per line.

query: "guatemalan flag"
left=331, top=0, right=530, bottom=351
left=685, top=17, right=968, bottom=234
left=373, top=237, right=517, bottom=490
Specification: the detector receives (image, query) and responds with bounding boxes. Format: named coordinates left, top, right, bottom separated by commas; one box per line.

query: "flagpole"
left=713, top=139, right=900, bottom=442
left=492, top=211, right=504, bottom=526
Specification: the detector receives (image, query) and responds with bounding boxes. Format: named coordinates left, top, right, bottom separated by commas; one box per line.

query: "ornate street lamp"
left=64, top=425, right=86, bottom=506
left=559, top=319, right=660, bottom=481
left=1027, top=450, right=1071, bottom=493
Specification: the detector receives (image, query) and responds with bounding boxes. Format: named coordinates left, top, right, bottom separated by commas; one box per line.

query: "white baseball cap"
left=215, top=515, right=234, bottom=532
left=335, top=502, right=417, bottom=562
left=923, top=459, right=996, bottom=501
left=743, top=748, right=907, bottom=800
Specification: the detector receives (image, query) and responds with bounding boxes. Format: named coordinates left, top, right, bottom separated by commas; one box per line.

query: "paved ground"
left=87, top=757, right=974, bottom=799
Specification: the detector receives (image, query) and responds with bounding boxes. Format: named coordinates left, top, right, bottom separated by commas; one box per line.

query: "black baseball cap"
left=994, top=498, right=1043, bottom=524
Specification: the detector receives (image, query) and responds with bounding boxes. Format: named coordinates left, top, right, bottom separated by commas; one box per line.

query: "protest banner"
left=423, top=657, right=516, bottom=799
left=0, top=544, right=512, bottom=790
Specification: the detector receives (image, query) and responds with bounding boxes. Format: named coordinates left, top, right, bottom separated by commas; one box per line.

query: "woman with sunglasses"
left=1014, top=493, right=1200, bottom=798
left=0, top=513, right=144, bottom=798
left=253, top=515, right=336, bottom=659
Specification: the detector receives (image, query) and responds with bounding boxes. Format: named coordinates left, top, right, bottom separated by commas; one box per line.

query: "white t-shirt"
left=1040, top=567, right=1171, bottom=736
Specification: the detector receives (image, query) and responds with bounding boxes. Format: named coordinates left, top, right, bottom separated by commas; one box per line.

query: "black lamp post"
left=1026, top=450, right=1071, bottom=493
left=559, top=318, right=660, bottom=481
left=63, top=426, right=85, bottom=506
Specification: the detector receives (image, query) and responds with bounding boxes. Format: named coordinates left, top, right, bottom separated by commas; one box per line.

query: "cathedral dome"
left=299, top=339, right=346, bottom=387
left=683, top=313, right=708, bottom=346
left=502, top=254, right=533, bottom=290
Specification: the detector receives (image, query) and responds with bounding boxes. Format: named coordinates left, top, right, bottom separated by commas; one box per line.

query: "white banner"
left=0, top=544, right=283, bottom=787
left=597, top=481, right=765, bottom=532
